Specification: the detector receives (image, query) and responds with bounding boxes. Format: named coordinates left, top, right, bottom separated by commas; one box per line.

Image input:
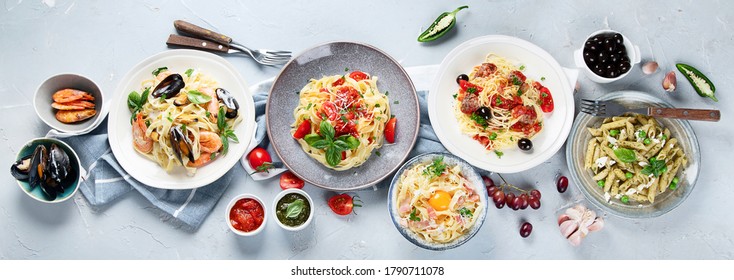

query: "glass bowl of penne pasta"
left=566, top=91, right=700, bottom=218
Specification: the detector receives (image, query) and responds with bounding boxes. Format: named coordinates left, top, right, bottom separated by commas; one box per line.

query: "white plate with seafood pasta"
left=108, top=50, right=255, bottom=189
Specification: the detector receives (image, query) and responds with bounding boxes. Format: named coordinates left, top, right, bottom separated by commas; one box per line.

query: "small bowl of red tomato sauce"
left=226, top=194, right=267, bottom=236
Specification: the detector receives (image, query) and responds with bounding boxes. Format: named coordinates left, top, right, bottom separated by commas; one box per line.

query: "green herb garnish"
left=394, top=100, right=400, bottom=104
left=609, top=129, right=620, bottom=136
left=494, top=150, right=503, bottom=158
left=641, top=158, right=667, bottom=177
left=452, top=94, right=458, bottom=99
left=217, top=106, right=239, bottom=155
left=613, top=147, right=637, bottom=163
left=152, top=67, right=168, bottom=76
left=541, top=77, right=546, bottom=81
left=459, top=207, right=473, bottom=218
left=285, top=199, right=305, bottom=219
left=470, top=112, right=488, bottom=127
left=127, top=88, right=149, bottom=124
left=422, top=156, right=446, bottom=178
left=186, top=90, right=212, bottom=104
left=519, top=65, right=526, bottom=71
left=466, top=87, right=477, bottom=94
left=184, top=68, right=194, bottom=77
left=303, top=121, right=358, bottom=167
left=489, top=132, right=497, bottom=140
left=409, top=208, right=420, bottom=221
left=495, top=97, right=503, bottom=106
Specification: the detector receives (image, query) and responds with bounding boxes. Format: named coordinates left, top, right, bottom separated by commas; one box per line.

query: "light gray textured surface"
left=1, top=0, right=732, bottom=259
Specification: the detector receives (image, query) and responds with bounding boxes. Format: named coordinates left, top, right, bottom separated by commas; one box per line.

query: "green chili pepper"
left=676, top=63, right=717, bottom=102
left=417, top=6, right=469, bottom=42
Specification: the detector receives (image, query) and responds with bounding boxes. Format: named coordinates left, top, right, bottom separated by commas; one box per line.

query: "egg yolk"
left=428, top=190, right=452, bottom=211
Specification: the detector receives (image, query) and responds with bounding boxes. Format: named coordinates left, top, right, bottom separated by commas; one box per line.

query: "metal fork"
left=170, top=20, right=291, bottom=66
left=580, top=99, right=720, bottom=121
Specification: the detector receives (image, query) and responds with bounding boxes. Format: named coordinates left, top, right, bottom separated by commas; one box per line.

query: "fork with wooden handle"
left=580, top=99, right=720, bottom=122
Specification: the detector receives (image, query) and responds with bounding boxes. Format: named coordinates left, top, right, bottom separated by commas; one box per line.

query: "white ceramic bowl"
left=226, top=194, right=267, bottom=236
left=272, top=188, right=314, bottom=231
left=34, top=73, right=104, bottom=133
left=14, top=138, right=81, bottom=203
left=574, top=29, right=641, bottom=83
left=428, top=35, right=575, bottom=173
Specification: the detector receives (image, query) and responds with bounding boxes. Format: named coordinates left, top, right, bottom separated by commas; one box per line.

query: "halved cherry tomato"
left=328, top=194, right=362, bottom=215
left=384, top=117, right=397, bottom=143
left=539, top=87, right=554, bottom=113
left=341, top=151, right=347, bottom=160
left=248, top=147, right=273, bottom=173
left=293, top=120, right=311, bottom=139
left=320, top=101, right=338, bottom=121
left=332, top=77, right=345, bottom=86
left=279, top=171, right=304, bottom=190
left=459, top=80, right=484, bottom=93
left=349, top=71, right=369, bottom=81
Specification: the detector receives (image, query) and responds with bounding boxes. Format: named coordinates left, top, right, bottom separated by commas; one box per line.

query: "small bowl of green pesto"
left=273, top=188, right=314, bottom=231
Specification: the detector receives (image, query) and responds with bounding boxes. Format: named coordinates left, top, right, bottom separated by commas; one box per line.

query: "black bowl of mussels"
left=10, top=138, right=81, bottom=203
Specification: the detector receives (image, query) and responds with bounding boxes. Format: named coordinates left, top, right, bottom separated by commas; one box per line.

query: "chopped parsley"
left=541, top=76, right=546, bottom=81
left=542, top=93, right=548, bottom=98
left=409, top=208, right=420, bottom=221
left=394, top=100, right=399, bottom=104
left=340, top=115, right=349, bottom=123
left=375, top=104, right=381, bottom=108
left=185, top=68, right=194, bottom=77
left=495, top=97, right=503, bottom=106
left=470, top=112, right=488, bottom=127
left=494, top=150, right=504, bottom=158
left=422, top=156, right=446, bottom=178
left=459, top=207, right=473, bottom=218
left=306, top=103, right=313, bottom=110
left=489, top=132, right=497, bottom=140
left=375, top=151, right=381, bottom=157
left=152, top=67, right=168, bottom=76
left=205, top=111, right=211, bottom=118
left=519, top=65, right=526, bottom=70
left=452, top=93, right=458, bottom=99
left=385, top=91, right=389, bottom=96
left=466, top=87, right=477, bottom=94
left=344, top=67, right=349, bottom=71
left=512, top=76, right=522, bottom=86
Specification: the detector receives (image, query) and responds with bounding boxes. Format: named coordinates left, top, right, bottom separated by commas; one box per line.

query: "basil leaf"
left=613, top=148, right=637, bottom=163
left=226, top=130, right=239, bottom=143
left=344, top=136, right=360, bottom=149
left=641, top=165, right=653, bottom=176
left=310, top=139, right=330, bottom=149
left=333, top=140, right=350, bottom=151
left=285, top=199, right=305, bottom=219
left=325, top=147, right=341, bottom=167
left=152, top=66, right=168, bottom=76
left=185, top=68, right=194, bottom=77
left=187, top=90, right=213, bottom=104
left=127, top=91, right=140, bottom=110
left=139, top=88, right=149, bottom=107
left=304, top=133, right=324, bottom=146
left=217, top=106, right=226, bottom=132
left=220, top=135, right=229, bottom=155
left=320, top=120, right=335, bottom=140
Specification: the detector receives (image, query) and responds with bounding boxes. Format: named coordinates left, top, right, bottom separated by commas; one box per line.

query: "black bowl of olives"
left=574, top=30, right=640, bottom=83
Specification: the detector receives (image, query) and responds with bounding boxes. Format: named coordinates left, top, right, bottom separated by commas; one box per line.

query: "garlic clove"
left=558, top=214, right=571, bottom=226
left=663, top=71, right=677, bottom=92
left=559, top=220, right=579, bottom=238
left=642, top=61, right=659, bottom=75
left=567, top=230, right=584, bottom=246
left=588, top=217, right=605, bottom=232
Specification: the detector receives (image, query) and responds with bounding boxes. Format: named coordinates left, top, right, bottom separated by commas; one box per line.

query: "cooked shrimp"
left=52, top=89, right=94, bottom=103
left=198, top=131, right=222, bottom=153
left=186, top=152, right=213, bottom=167
left=132, top=113, right=153, bottom=153
left=201, top=87, right=219, bottom=122
left=52, top=100, right=95, bottom=110
left=55, top=109, right=96, bottom=123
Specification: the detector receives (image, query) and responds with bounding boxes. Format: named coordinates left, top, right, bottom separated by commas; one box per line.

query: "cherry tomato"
left=384, top=117, right=397, bottom=143
left=349, top=71, right=369, bottom=81
left=539, top=87, right=554, bottom=113
left=293, top=120, right=311, bottom=139
left=459, top=80, right=484, bottom=93
left=320, top=101, right=338, bottom=121
left=328, top=194, right=362, bottom=215
left=279, top=171, right=304, bottom=190
left=248, top=147, right=273, bottom=173
left=332, top=77, right=345, bottom=86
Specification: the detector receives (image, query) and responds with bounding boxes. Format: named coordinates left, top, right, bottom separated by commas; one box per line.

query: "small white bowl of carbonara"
left=388, top=153, right=488, bottom=250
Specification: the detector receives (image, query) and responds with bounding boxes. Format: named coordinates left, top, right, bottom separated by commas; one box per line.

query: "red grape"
left=520, top=222, right=533, bottom=238
left=530, top=189, right=541, bottom=199
left=511, top=197, right=522, bottom=210
left=487, top=185, right=498, bottom=196
left=505, top=192, right=516, bottom=208
left=495, top=200, right=505, bottom=209
left=519, top=194, right=529, bottom=209
left=482, top=175, right=495, bottom=187
left=528, top=195, right=541, bottom=209
left=557, top=176, right=569, bottom=193
left=492, top=190, right=505, bottom=204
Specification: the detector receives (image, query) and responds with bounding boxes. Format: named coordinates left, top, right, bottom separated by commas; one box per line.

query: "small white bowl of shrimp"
left=34, top=73, right=104, bottom=134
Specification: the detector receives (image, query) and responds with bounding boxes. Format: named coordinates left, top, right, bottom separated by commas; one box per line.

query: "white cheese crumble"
left=604, top=192, right=612, bottom=203
left=595, top=157, right=609, bottom=168
left=639, top=161, right=648, bottom=167
left=609, top=160, right=617, bottom=166
left=625, top=188, right=637, bottom=196
left=607, top=136, right=618, bottom=146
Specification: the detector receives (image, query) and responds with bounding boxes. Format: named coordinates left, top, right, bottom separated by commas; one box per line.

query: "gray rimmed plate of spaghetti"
left=266, top=42, right=419, bottom=190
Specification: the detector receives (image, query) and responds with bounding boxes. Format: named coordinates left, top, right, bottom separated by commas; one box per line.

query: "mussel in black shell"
left=10, top=155, right=32, bottom=181
left=44, top=143, right=74, bottom=193
left=170, top=125, right=195, bottom=164
left=215, top=88, right=239, bottom=119
left=152, top=74, right=185, bottom=99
